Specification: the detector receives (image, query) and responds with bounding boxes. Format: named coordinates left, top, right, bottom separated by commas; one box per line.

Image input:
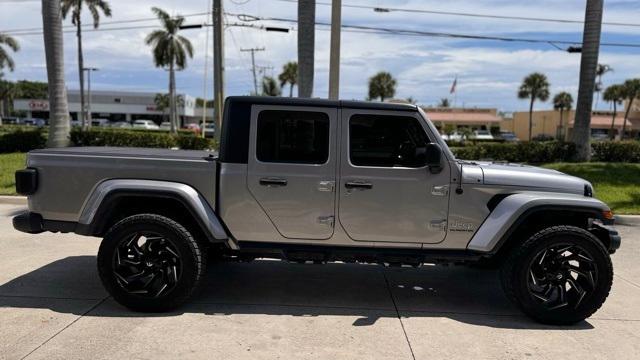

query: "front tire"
left=97, top=214, right=206, bottom=312
left=501, top=225, right=613, bottom=325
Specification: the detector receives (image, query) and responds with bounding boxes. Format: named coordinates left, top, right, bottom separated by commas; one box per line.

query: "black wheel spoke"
left=527, top=243, right=598, bottom=311
left=112, top=232, right=182, bottom=298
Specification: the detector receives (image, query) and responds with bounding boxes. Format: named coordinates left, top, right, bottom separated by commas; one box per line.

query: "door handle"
left=259, top=177, right=288, bottom=187
left=345, top=181, right=373, bottom=190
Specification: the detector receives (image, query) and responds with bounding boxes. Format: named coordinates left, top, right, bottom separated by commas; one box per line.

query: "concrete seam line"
left=382, top=271, right=417, bottom=360
left=614, top=274, right=640, bottom=290
left=20, top=296, right=110, bottom=360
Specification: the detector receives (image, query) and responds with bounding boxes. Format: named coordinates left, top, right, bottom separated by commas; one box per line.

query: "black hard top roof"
left=225, top=96, right=418, bottom=112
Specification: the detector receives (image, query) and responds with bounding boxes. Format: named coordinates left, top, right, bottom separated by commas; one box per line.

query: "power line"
left=227, top=12, right=640, bottom=49
left=275, top=0, right=640, bottom=28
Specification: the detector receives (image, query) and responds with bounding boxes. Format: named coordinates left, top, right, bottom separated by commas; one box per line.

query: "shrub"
left=175, top=134, right=216, bottom=150
left=0, top=129, right=46, bottom=153
left=591, top=141, right=640, bottom=162
left=450, top=141, right=576, bottom=163
left=69, top=128, right=216, bottom=150
left=70, top=128, right=176, bottom=148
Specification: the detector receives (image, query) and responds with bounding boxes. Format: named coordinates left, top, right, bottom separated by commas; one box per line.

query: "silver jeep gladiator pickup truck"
left=14, top=96, right=620, bottom=324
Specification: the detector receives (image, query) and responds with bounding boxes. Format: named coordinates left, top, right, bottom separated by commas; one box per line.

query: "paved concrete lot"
left=1, top=203, right=639, bottom=360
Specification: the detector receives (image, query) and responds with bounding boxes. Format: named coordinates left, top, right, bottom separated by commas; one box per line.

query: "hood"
left=474, top=162, right=591, bottom=195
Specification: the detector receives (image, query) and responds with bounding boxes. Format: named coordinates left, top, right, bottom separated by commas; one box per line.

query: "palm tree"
left=42, top=0, right=71, bottom=147
left=61, top=0, right=112, bottom=129
left=603, top=84, right=624, bottom=140
left=518, top=72, right=550, bottom=141
left=0, top=78, right=16, bottom=120
left=573, top=0, right=603, bottom=161
left=553, top=92, right=573, bottom=141
left=368, top=71, right=396, bottom=102
left=620, top=79, right=640, bottom=140
left=278, top=61, right=298, bottom=97
left=438, top=98, right=450, bottom=108
left=0, top=33, right=20, bottom=73
left=262, top=76, right=281, bottom=96
left=594, top=63, right=613, bottom=109
left=154, top=93, right=170, bottom=122
left=145, top=7, right=194, bottom=133
left=297, top=0, right=315, bottom=98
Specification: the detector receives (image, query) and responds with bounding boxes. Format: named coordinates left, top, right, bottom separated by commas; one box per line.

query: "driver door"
left=338, top=109, right=450, bottom=244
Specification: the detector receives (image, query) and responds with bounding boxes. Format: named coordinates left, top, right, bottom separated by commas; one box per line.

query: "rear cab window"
left=256, top=110, right=330, bottom=164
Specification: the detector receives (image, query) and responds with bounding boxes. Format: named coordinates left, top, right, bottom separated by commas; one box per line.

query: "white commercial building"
left=13, top=90, right=213, bottom=126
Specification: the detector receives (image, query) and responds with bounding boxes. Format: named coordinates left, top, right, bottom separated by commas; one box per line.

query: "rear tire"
left=97, top=214, right=206, bottom=312
left=500, top=225, right=613, bottom=325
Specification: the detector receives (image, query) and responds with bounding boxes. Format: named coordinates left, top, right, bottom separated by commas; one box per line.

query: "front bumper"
left=592, top=221, right=621, bottom=254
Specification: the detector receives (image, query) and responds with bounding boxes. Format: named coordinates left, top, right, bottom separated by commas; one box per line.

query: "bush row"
left=591, top=141, right=640, bottom=163
left=70, top=128, right=216, bottom=150
left=450, top=141, right=577, bottom=163
left=451, top=141, right=640, bottom=163
left=0, top=128, right=46, bottom=153
left=0, top=127, right=216, bottom=153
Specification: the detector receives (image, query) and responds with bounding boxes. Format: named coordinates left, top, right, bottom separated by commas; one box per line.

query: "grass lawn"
left=542, top=162, right=640, bottom=215
left=0, top=153, right=26, bottom=195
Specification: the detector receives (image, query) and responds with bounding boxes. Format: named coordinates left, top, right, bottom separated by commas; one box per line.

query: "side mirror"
left=425, top=143, right=443, bottom=173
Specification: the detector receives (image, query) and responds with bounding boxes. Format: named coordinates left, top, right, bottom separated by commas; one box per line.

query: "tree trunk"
left=169, top=62, right=177, bottom=134
left=528, top=96, right=534, bottom=141
left=609, top=102, right=617, bottom=140
left=297, top=0, right=315, bottom=98
left=76, top=13, right=87, bottom=129
left=621, top=98, right=632, bottom=140
left=558, top=109, right=564, bottom=140
left=43, top=0, right=70, bottom=148
left=572, top=0, right=603, bottom=161
left=289, top=83, right=293, bottom=97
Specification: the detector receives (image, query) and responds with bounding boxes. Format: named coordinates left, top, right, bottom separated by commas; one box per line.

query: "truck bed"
left=26, top=147, right=218, bottom=222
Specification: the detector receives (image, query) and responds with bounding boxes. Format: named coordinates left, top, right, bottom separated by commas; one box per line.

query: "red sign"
left=29, top=100, right=49, bottom=110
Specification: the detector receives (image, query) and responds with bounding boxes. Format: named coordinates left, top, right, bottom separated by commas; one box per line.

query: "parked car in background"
left=110, top=121, right=132, bottom=129
left=203, top=122, right=216, bottom=137
left=71, top=119, right=82, bottom=127
left=472, top=129, right=494, bottom=140
left=21, top=118, right=47, bottom=127
left=1, top=116, right=20, bottom=124
left=591, top=129, right=609, bottom=141
left=159, top=122, right=172, bottom=131
left=442, top=131, right=463, bottom=142
left=132, top=119, right=159, bottom=130
left=91, top=119, right=110, bottom=127
left=183, top=123, right=201, bottom=134
left=499, top=131, right=519, bottom=142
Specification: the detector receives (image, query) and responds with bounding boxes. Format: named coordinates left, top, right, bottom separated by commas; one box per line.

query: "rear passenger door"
left=247, top=105, right=337, bottom=240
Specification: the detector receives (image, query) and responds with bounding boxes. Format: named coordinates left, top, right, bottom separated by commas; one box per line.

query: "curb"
left=0, top=196, right=26, bottom=205
left=616, top=215, right=640, bottom=227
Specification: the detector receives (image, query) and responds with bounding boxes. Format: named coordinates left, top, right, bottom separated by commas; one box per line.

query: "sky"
left=0, top=0, right=639, bottom=112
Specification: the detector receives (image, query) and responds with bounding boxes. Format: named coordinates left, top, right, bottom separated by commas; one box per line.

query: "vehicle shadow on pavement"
left=0, top=256, right=594, bottom=330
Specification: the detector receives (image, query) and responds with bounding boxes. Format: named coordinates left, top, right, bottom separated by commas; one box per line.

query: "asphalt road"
left=1, top=203, right=639, bottom=360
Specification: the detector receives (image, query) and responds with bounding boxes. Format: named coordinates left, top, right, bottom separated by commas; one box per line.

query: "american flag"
left=450, top=76, right=458, bottom=94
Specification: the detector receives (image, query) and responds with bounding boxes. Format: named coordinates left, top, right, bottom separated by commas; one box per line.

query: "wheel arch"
left=467, top=192, right=611, bottom=257
left=76, top=179, right=230, bottom=245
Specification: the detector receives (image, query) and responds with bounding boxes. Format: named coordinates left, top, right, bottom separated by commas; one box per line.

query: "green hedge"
left=450, top=141, right=577, bottom=163
left=0, top=129, right=46, bottom=153
left=591, top=141, right=640, bottom=163
left=69, top=128, right=215, bottom=150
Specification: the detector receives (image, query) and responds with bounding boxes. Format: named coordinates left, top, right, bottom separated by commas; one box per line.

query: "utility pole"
left=241, top=47, right=265, bottom=95
left=212, top=0, right=224, bottom=141
left=328, top=0, right=341, bottom=100
left=202, top=0, right=212, bottom=138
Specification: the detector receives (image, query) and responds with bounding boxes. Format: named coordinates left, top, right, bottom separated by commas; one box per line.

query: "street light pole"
left=213, top=0, right=224, bottom=142
left=328, top=0, right=341, bottom=100
left=83, top=67, right=98, bottom=126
